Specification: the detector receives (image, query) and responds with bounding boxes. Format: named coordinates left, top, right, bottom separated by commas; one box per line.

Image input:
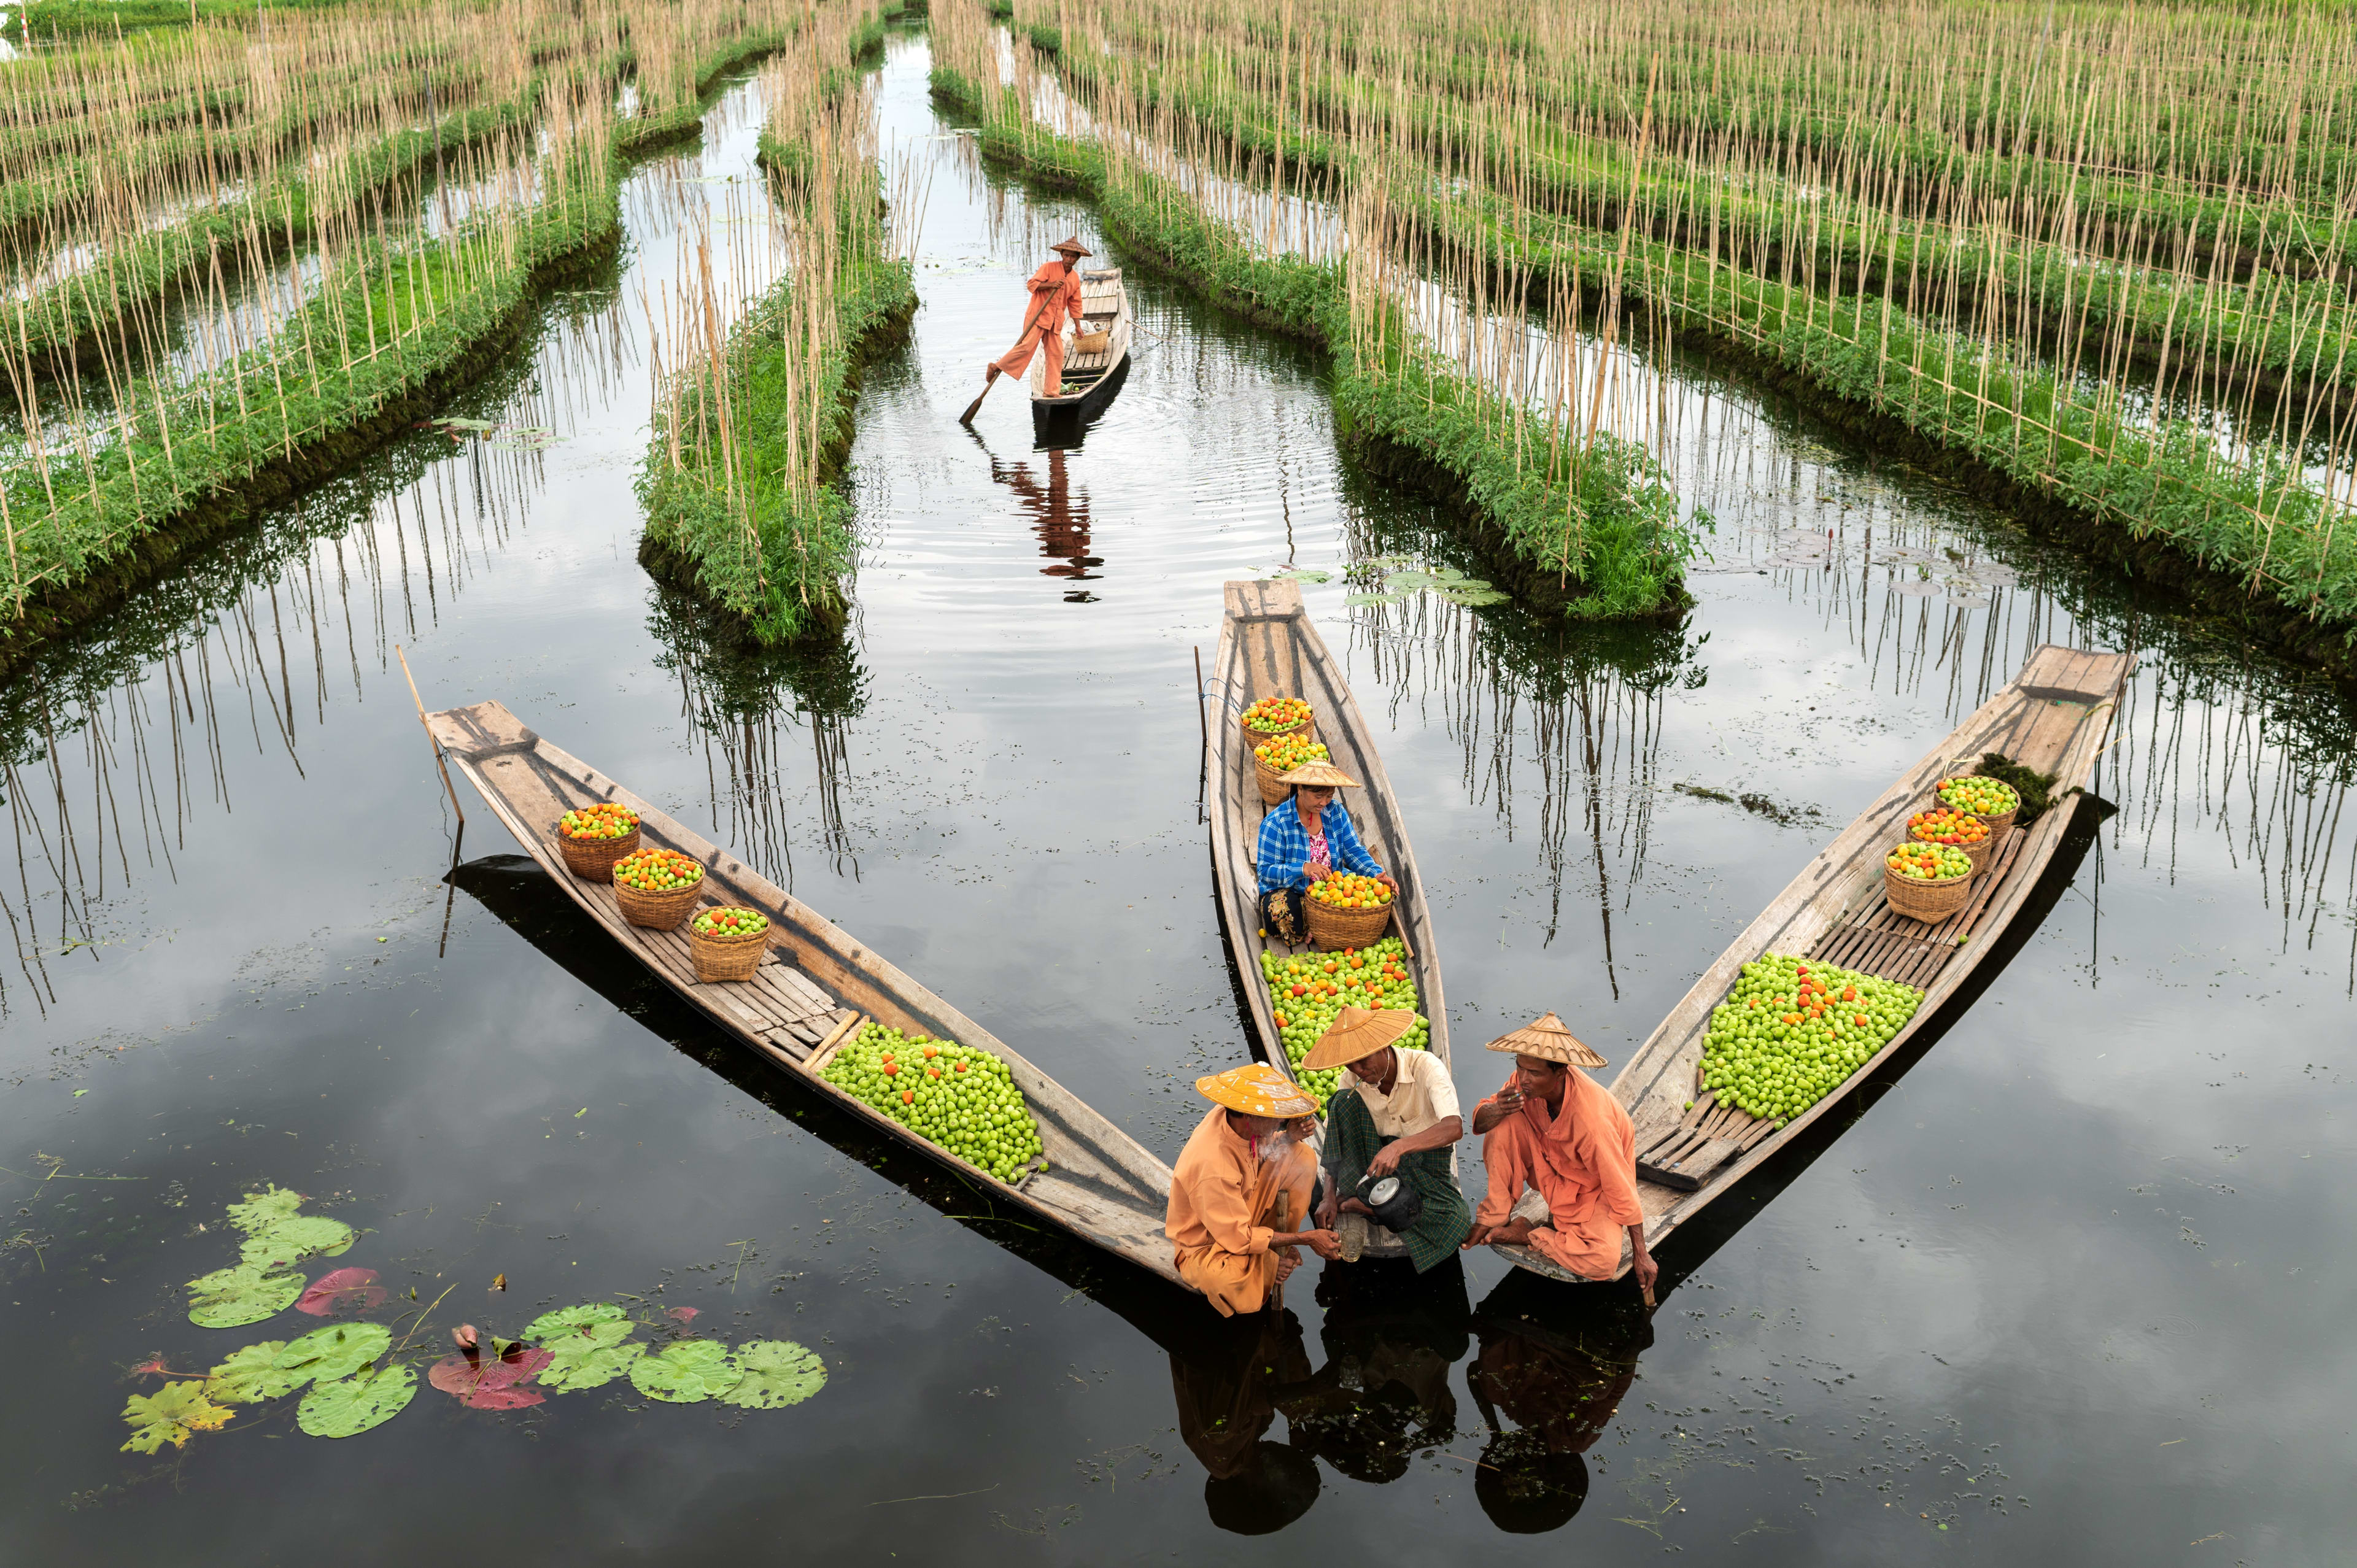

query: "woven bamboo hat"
left=1048, top=234, right=1093, bottom=257
left=1197, top=1062, right=1318, bottom=1118
left=1275, top=760, right=1360, bottom=789
left=1483, top=1013, right=1608, bottom=1069
left=1302, top=1006, right=1417, bottom=1072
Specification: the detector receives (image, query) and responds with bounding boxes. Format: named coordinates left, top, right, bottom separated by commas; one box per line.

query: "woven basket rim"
left=689, top=921, right=771, bottom=946
left=557, top=821, right=641, bottom=841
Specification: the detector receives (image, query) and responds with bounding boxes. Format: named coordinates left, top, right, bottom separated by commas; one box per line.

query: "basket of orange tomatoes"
left=611, top=847, right=706, bottom=929
left=1304, top=871, right=1396, bottom=951
left=1906, top=806, right=1994, bottom=878
left=555, top=801, right=641, bottom=880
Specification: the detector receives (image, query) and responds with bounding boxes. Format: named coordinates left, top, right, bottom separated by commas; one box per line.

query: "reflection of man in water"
left=1167, top=1305, right=1322, bottom=1535
left=986, top=446, right=1102, bottom=585
left=1282, top=1255, right=1471, bottom=1484
left=1466, top=1270, right=1652, bottom=1533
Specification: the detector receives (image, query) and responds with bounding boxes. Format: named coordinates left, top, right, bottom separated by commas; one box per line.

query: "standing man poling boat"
left=1254, top=760, right=1396, bottom=946
left=983, top=234, right=1091, bottom=400
left=1464, top=1015, right=1659, bottom=1298
left=1306, top=1006, right=1471, bottom=1268
left=1167, top=1063, right=1340, bottom=1316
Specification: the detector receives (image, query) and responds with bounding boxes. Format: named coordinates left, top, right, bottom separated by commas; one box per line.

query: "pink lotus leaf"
left=296, top=1268, right=387, bottom=1317
left=429, top=1342, right=554, bottom=1410
left=667, top=1307, right=700, bottom=1327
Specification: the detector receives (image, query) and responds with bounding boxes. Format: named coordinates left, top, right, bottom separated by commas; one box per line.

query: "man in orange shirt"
left=983, top=235, right=1090, bottom=398
left=1463, top=1014, right=1659, bottom=1297
left=1167, top=1062, right=1339, bottom=1315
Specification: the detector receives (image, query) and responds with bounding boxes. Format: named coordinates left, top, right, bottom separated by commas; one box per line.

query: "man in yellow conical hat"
left=1167, top=1062, right=1339, bottom=1315
left=980, top=234, right=1091, bottom=400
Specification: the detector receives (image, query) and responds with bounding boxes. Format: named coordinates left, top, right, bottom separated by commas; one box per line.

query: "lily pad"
left=1343, top=592, right=1404, bottom=606
left=225, top=1186, right=305, bottom=1235
left=277, top=1322, right=392, bottom=1386
left=430, top=1343, right=554, bottom=1410
left=297, top=1362, right=417, bottom=1439
left=188, top=1264, right=304, bottom=1328
left=718, top=1340, right=826, bottom=1410
left=205, top=1340, right=303, bottom=1404
left=296, top=1267, right=386, bottom=1317
left=522, top=1302, right=628, bottom=1342
left=629, top=1340, right=743, bottom=1404
left=1268, top=568, right=1331, bottom=584
left=240, top=1215, right=355, bottom=1269
left=1385, top=570, right=1441, bottom=592
left=540, top=1333, right=644, bottom=1393
left=121, top=1381, right=233, bottom=1453
left=432, top=416, right=498, bottom=431
left=1436, top=584, right=1511, bottom=606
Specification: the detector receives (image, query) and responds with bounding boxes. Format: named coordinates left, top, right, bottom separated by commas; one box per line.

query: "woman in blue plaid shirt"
left=1256, top=760, right=1396, bottom=944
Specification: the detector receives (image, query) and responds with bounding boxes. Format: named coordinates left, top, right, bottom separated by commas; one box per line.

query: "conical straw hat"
left=1048, top=234, right=1093, bottom=257
left=1196, top=1061, right=1318, bottom=1119
left=1302, top=1006, right=1417, bottom=1071
left=1482, top=1013, right=1608, bottom=1068
left=1275, top=760, right=1360, bottom=789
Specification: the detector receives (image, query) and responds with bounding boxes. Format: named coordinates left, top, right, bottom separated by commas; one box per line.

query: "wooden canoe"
left=423, top=699, right=1183, bottom=1288
left=1493, top=644, right=2135, bottom=1283
left=1031, top=266, right=1131, bottom=428
left=1203, top=579, right=1451, bottom=1081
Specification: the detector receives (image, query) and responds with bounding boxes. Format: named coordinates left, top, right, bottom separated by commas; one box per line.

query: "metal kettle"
left=1355, top=1170, right=1422, bottom=1233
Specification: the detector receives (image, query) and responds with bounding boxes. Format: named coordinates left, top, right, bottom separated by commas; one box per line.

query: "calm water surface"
left=4, top=27, right=2353, bottom=1565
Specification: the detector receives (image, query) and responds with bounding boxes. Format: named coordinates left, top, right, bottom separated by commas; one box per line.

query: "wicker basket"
left=1253, top=751, right=1296, bottom=808
left=1304, top=890, right=1395, bottom=952
left=689, top=921, right=770, bottom=982
left=1883, top=857, right=1974, bottom=922
left=1072, top=328, right=1111, bottom=353
left=615, top=875, right=704, bottom=930
left=1910, top=819, right=1995, bottom=879
left=1239, top=713, right=1314, bottom=760
left=556, top=822, right=640, bottom=881
left=1937, top=775, right=2020, bottom=839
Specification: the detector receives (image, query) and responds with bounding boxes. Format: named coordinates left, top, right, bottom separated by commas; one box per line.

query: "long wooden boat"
left=1493, top=644, right=2134, bottom=1283
left=1203, top=579, right=1450, bottom=1082
left=422, top=699, right=1182, bottom=1288
left=1031, top=266, right=1131, bottom=431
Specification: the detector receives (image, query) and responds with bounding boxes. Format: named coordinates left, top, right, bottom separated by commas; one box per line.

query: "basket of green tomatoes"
left=1239, top=695, right=1314, bottom=751
left=1884, top=841, right=1973, bottom=922
left=1933, top=773, right=2020, bottom=836
left=689, top=906, right=770, bottom=982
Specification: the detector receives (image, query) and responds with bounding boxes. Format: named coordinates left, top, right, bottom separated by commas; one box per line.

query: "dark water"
left=4, top=26, right=2355, bottom=1563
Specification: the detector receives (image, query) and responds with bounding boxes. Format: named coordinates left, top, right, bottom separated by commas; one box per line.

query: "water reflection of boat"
left=1500, top=645, right=2133, bottom=1283
left=1283, top=1257, right=1471, bottom=1482
left=1205, top=577, right=1453, bottom=1082
left=1029, top=266, right=1131, bottom=433
left=424, top=699, right=1182, bottom=1285
left=981, top=443, right=1102, bottom=594
left=1465, top=1269, right=1652, bottom=1533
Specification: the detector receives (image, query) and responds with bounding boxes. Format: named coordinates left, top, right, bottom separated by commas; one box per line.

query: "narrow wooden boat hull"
left=424, top=700, right=1183, bottom=1287
left=1494, top=645, right=2134, bottom=1283
left=1204, top=579, right=1451, bottom=1081
left=1031, top=266, right=1131, bottom=428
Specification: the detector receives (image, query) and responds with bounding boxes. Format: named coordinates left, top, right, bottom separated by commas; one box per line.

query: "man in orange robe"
left=1463, top=1015, right=1658, bottom=1296
left=1168, top=1062, right=1339, bottom=1316
left=984, top=235, right=1090, bottom=398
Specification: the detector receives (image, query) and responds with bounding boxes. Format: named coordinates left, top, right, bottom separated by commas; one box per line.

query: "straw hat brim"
left=1482, top=1012, right=1608, bottom=1069
left=1197, top=1063, right=1318, bottom=1119
left=1049, top=235, right=1093, bottom=257
left=1275, top=761, right=1360, bottom=789
left=1302, top=1006, right=1417, bottom=1071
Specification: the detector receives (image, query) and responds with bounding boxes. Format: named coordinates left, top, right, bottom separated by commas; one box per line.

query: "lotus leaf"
left=521, top=1302, right=629, bottom=1342
left=1385, top=570, right=1441, bottom=591
left=1269, top=568, right=1331, bottom=584
left=297, top=1362, right=417, bottom=1438
left=121, top=1381, right=233, bottom=1453
left=276, top=1321, right=392, bottom=1385
left=430, top=1343, right=554, bottom=1410
left=539, top=1334, right=644, bottom=1393
left=629, top=1340, right=743, bottom=1404
left=225, top=1186, right=305, bottom=1234
left=1436, top=584, right=1509, bottom=606
left=239, top=1215, right=356, bottom=1269
left=205, top=1340, right=304, bottom=1404
left=1343, top=592, right=1403, bottom=606
left=188, top=1264, right=304, bottom=1328
left=717, top=1340, right=826, bottom=1410
left=296, top=1267, right=386, bottom=1316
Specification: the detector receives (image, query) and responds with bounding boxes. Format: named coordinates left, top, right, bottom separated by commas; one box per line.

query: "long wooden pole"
left=396, top=644, right=465, bottom=827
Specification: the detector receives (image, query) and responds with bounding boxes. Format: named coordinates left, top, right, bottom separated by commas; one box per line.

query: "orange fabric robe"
left=1474, top=1068, right=1643, bottom=1280
left=1167, top=1107, right=1317, bottom=1316
left=991, top=260, right=1085, bottom=395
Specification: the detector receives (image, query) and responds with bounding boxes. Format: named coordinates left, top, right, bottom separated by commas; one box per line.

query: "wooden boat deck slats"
left=1206, top=580, right=1450, bottom=1079
left=425, top=700, right=1185, bottom=1287
left=1036, top=269, right=1128, bottom=398
left=1583, top=644, right=2134, bottom=1267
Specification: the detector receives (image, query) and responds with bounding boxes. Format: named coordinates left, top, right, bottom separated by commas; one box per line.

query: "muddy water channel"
left=5, top=25, right=2355, bottom=1564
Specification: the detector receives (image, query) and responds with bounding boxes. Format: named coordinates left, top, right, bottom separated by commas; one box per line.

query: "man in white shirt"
left=1307, top=1007, right=1472, bottom=1271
